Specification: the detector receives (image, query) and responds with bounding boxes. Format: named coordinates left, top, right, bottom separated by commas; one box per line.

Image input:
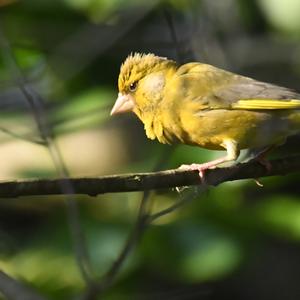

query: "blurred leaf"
left=63, top=0, right=157, bottom=22
left=51, top=87, right=114, bottom=133
left=258, top=0, right=300, bottom=34
left=143, top=221, right=243, bottom=282
left=255, top=196, right=300, bottom=239
left=180, top=234, right=242, bottom=281
left=13, top=47, right=44, bottom=71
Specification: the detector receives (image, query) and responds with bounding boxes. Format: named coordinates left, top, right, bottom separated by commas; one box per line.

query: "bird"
left=111, top=52, right=300, bottom=177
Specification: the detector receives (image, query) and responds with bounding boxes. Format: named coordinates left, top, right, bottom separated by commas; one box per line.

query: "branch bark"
left=0, top=271, right=46, bottom=300
left=0, top=156, right=300, bottom=198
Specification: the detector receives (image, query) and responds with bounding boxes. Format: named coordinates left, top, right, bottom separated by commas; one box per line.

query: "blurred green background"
left=1, top=0, right=300, bottom=299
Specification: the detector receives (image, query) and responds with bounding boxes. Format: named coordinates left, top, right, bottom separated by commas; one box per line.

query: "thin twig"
left=148, top=187, right=201, bottom=223
left=0, top=127, right=46, bottom=145
left=80, top=193, right=149, bottom=300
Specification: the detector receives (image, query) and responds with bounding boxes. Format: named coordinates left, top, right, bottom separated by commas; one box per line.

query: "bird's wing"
left=176, top=62, right=300, bottom=110
left=214, top=77, right=300, bottom=110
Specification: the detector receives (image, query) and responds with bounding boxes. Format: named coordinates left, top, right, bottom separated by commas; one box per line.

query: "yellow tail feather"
left=232, top=99, right=300, bottom=110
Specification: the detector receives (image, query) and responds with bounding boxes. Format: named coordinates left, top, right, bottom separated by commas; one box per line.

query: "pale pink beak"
left=110, top=93, right=135, bottom=115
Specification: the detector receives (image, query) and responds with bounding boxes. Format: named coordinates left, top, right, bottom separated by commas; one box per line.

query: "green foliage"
left=1, top=0, right=300, bottom=299
left=258, top=0, right=300, bottom=34
left=143, top=221, right=243, bottom=282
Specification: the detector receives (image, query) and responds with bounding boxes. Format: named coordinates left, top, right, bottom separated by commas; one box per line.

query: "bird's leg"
left=179, top=140, right=240, bottom=179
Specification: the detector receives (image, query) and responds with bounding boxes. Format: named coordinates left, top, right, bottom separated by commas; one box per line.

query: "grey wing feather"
left=214, top=76, right=300, bottom=104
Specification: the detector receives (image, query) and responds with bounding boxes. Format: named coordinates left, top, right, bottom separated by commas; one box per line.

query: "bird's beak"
left=110, top=93, right=135, bottom=116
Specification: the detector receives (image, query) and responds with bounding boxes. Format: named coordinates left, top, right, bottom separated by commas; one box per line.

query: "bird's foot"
left=179, top=163, right=216, bottom=181
left=178, top=154, right=234, bottom=182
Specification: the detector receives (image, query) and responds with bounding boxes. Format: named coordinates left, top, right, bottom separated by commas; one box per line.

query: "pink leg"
left=179, top=156, right=231, bottom=178
left=178, top=140, right=240, bottom=180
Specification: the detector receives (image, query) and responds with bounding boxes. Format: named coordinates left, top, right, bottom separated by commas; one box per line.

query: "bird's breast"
left=141, top=108, right=185, bottom=145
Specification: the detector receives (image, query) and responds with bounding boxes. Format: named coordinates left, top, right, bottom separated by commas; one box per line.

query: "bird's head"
left=110, top=52, right=177, bottom=118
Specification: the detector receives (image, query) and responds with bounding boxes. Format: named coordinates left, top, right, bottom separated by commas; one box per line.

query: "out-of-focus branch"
left=0, top=156, right=299, bottom=198
left=0, top=127, right=46, bottom=145
left=80, top=193, right=150, bottom=300
left=0, top=270, right=46, bottom=300
left=0, top=27, right=94, bottom=285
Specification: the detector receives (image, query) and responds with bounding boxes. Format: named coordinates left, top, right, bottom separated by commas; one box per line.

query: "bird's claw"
left=179, top=163, right=213, bottom=182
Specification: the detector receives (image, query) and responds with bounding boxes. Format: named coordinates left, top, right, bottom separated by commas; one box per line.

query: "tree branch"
left=0, top=270, right=46, bottom=300
left=0, top=156, right=299, bottom=198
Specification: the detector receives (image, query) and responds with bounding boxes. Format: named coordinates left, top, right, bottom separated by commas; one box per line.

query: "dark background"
left=1, top=0, right=300, bottom=299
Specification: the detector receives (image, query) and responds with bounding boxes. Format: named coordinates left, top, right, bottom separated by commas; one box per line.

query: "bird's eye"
left=129, top=81, right=137, bottom=92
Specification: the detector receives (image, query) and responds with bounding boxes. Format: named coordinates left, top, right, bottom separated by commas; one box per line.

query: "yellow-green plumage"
left=111, top=52, right=300, bottom=170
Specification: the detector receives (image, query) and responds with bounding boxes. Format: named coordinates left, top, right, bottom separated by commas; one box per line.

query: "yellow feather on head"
left=118, top=52, right=175, bottom=93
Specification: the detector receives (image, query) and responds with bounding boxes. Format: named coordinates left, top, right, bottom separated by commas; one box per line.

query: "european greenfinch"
left=111, top=53, right=300, bottom=176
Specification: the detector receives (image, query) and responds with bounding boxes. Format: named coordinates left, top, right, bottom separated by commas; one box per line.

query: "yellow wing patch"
left=232, top=99, right=300, bottom=110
